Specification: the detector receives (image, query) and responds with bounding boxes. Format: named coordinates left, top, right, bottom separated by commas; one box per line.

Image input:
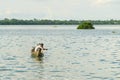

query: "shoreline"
left=0, top=19, right=120, bottom=25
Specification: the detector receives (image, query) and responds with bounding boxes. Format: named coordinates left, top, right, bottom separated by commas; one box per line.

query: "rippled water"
left=0, top=25, right=120, bottom=80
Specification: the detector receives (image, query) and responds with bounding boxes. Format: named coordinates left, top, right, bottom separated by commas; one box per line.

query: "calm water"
left=0, top=25, right=120, bottom=80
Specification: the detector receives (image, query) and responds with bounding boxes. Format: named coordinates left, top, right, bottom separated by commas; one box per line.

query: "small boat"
left=31, top=47, right=44, bottom=57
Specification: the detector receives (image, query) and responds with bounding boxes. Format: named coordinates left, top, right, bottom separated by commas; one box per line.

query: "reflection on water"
left=0, top=25, right=120, bottom=80
left=31, top=55, right=44, bottom=63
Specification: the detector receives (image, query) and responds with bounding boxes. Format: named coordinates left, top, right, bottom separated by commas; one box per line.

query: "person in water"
left=35, top=43, right=48, bottom=52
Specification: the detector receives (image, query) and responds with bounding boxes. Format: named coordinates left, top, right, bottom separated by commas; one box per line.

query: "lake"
left=0, top=25, right=120, bottom=80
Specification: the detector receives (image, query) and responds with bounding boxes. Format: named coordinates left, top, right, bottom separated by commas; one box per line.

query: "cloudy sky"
left=0, top=0, right=120, bottom=20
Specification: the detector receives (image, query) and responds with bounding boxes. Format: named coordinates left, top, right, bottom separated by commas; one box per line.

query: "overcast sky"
left=0, top=0, right=120, bottom=20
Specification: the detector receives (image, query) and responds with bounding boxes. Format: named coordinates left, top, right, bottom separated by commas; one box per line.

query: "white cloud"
left=91, top=0, right=112, bottom=6
left=91, top=0, right=120, bottom=6
left=0, top=0, right=120, bottom=20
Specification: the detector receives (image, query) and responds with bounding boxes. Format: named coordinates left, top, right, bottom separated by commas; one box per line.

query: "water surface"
left=0, top=25, right=120, bottom=80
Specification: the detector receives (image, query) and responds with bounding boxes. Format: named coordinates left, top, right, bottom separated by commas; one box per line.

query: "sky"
left=0, top=0, right=120, bottom=20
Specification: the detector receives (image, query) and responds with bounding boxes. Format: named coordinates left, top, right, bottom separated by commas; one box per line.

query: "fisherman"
left=35, top=43, right=47, bottom=52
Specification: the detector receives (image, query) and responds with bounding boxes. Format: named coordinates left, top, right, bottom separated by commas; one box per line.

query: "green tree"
left=77, top=21, right=95, bottom=29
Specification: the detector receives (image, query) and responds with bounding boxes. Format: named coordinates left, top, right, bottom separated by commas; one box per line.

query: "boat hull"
left=31, top=48, right=44, bottom=57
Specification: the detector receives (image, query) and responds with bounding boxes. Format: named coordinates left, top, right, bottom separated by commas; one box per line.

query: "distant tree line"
left=0, top=18, right=120, bottom=25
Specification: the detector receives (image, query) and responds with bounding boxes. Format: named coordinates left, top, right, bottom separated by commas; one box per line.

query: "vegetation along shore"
left=0, top=18, right=120, bottom=25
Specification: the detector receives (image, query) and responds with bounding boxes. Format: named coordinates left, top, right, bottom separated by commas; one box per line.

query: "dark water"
left=0, top=25, right=120, bottom=80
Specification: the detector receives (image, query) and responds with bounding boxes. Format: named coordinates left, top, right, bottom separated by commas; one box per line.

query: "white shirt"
left=35, top=45, right=42, bottom=52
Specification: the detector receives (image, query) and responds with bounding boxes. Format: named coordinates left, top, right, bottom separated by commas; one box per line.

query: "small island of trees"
left=77, top=21, right=95, bottom=29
